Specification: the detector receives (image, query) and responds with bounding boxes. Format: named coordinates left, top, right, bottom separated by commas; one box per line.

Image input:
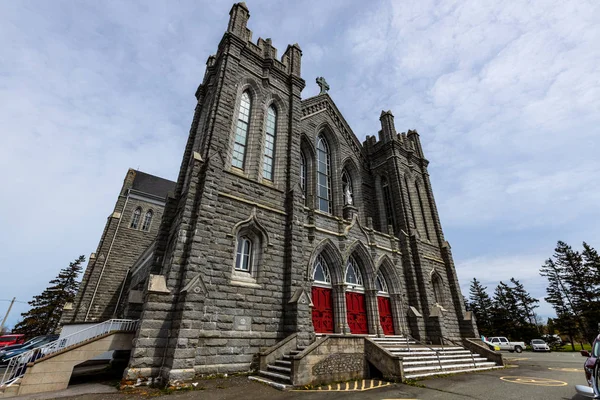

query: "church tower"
left=125, top=3, right=306, bottom=381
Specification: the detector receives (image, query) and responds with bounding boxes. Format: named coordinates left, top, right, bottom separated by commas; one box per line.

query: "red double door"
left=312, top=287, right=334, bottom=333
left=377, top=296, right=395, bottom=335
left=345, top=291, right=368, bottom=334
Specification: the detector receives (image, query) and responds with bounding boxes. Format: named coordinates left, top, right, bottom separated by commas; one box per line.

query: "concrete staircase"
left=0, top=319, right=137, bottom=398
left=371, top=336, right=501, bottom=380
left=249, top=346, right=306, bottom=390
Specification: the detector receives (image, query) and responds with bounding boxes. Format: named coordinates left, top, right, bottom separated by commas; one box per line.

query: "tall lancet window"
left=142, top=210, right=153, bottom=231
left=263, top=105, right=277, bottom=180
left=381, top=177, right=395, bottom=233
left=416, top=182, right=431, bottom=241
left=316, top=135, right=332, bottom=213
left=232, top=91, right=251, bottom=169
left=300, top=151, right=307, bottom=203
left=130, top=208, right=141, bottom=229
left=341, top=170, right=353, bottom=205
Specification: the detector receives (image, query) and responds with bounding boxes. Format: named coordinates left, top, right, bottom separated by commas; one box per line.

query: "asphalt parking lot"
left=4, top=351, right=595, bottom=400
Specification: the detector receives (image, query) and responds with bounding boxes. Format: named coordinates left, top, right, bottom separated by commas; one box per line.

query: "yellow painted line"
left=500, top=376, right=568, bottom=387
left=291, top=380, right=392, bottom=392
left=548, top=367, right=580, bottom=372
left=505, top=357, right=530, bottom=361
left=353, top=380, right=357, bottom=390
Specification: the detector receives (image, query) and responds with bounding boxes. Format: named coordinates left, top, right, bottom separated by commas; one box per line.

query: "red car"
left=576, top=334, right=600, bottom=398
left=0, top=334, right=25, bottom=348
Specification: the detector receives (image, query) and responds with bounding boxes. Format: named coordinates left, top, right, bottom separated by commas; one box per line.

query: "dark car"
left=576, top=334, right=600, bottom=398
left=0, top=334, right=58, bottom=365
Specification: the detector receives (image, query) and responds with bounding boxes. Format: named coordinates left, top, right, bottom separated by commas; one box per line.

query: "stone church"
left=61, top=2, right=480, bottom=385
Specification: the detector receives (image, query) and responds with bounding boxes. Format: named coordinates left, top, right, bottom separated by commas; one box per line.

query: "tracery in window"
left=313, top=255, right=331, bottom=284
left=316, top=135, right=332, bottom=213
left=262, top=105, right=277, bottom=180
left=142, top=210, right=153, bottom=231
left=345, top=256, right=364, bottom=287
left=130, top=208, right=141, bottom=229
left=235, top=236, right=252, bottom=272
left=232, top=91, right=251, bottom=169
left=376, top=271, right=389, bottom=294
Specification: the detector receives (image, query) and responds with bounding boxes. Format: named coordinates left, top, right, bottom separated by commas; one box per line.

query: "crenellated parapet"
left=363, top=110, right=426, bottom=162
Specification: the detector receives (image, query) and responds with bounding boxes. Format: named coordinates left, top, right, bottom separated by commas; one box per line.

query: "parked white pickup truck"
left=487, top=336, right=526, bottom=353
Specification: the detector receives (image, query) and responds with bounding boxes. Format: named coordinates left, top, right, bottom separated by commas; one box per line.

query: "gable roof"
left=301, top=93, right=366, bottom=163
left=131, top=170, right=176, bottom=199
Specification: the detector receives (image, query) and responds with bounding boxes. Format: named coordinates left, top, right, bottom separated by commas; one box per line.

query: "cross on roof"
left=316, top=76, right=329, bottom=94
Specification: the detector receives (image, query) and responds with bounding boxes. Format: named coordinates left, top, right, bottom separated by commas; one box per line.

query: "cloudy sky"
left=1, top=0, right=599, bottom=329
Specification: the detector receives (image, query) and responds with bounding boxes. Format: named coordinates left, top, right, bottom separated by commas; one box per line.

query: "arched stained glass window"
left=262, top=105, right=277, bottom=180
left=316, top=135, right=332, bottom=213
left=232, top=91, right=251, bottom=169
left=235, top=236, right=252, bottom=272
left=142, top=210, right=153, bottom=231
left=313, top=255, right=331, bottom=284
left=376, top=271, right=389, bottom=294
left=345, top=256, right=363, bottom=286
left=130, top=208, right=141, bottom=229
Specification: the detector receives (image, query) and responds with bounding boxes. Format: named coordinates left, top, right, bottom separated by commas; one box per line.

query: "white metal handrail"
left=0, top=319, right=138, bottom=387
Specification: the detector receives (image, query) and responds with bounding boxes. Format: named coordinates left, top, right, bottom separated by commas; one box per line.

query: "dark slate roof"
left=131, top=170, right=176, bottom=199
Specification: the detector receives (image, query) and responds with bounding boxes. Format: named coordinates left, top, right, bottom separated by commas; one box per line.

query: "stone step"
left=289, top=350, right=301, bottom=355
left=274, top=359, right=291, bottom=367
left=401, top=353, right=480, bottom=361
left=248, top=375, right=291, bottom=391
left=282, top=355, right=292, bottom=360
left=390, top=349, right=471, bottom=355
left=403, top=362, right=497, bottom=373
left=404, top=365, right=503, bottom=380
left=403, top=357, right=488, bottom=366
left=259, top=370, right=291, bottom=383
left=267, top=364, right=291, bottom=374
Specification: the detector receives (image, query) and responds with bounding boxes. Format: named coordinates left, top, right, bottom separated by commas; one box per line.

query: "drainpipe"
left=85, top=190, right=130, bottom=321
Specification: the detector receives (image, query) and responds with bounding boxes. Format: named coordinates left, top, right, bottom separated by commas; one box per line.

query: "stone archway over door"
left=312, top=287, right=334, bottom=333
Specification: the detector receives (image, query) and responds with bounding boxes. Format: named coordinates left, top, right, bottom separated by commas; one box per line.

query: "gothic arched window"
left=313, top=254, right=331, bottom=285
left=300, top=151, right=307, bottom=203
left=142, top=210, right=153, bottom=231
left=432, top=272, right=444, bottom=305
left=341, top=169, right=353, bottom=205
left=235, top=236, right=253, bottom=272
left=262, top=105, right=277, bottom=180
left=376, top=271, right=389, bottom=294
left=381, top=177, right=395, bottom=233
left=130, top=207, right=141, bottom=229
left=404, top=175, right=417, bottom=229
left=232, top=91, right=251, bottom=169
left=345, top=256, right=364, bottom=287
left=316, top=135, right=332, bottom=213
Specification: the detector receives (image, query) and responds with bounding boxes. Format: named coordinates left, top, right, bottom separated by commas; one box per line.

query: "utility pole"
left=0, top=297, right=16, bottom=333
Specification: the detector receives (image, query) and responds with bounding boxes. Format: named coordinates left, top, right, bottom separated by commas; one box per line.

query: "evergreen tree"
left=510, top=278, right=539, bottom=327
left=13, top=256, right=85, bottom=336
left=468, top=278, right=494, bottom=336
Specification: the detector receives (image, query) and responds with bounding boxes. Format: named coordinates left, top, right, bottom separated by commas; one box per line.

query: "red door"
left=312, top=287, right=334, bottom=333
left=377, top=296, right=395, bottom=335
left=346, top=292, right=368, bottom=334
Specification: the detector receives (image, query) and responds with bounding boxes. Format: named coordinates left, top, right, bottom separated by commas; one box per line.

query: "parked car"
left=0, top=335, right=53, bottom=356
left=0, top=334, right=25, bottom=348
left=0, top=334, right=58, bottom=365
left=576, top=334, right=600, bottom=398
left=530, top=339, right=551, bottom=352
left=487, top=336, right=526, bottom=353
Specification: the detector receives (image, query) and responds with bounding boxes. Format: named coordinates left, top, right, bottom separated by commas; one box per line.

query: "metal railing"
left=400, top=331, right=444, bottom=372
left=0, top=319, right=138, bottom=387
left=440, top=335, right=478, bottom=368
